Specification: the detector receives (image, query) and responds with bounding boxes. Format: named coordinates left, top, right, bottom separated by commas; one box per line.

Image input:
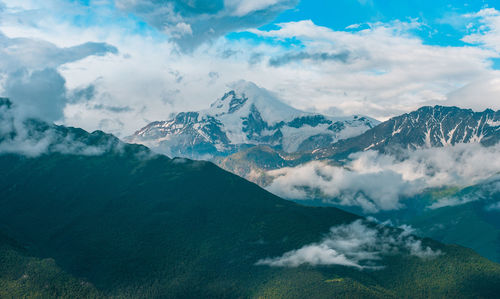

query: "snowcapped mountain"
left=316, top=105, right=500, bottom=159
left=127, top=81, right=378, bottom=159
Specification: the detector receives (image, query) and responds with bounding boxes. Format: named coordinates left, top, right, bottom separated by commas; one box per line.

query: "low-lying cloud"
left=266, top=143, right=500, bottom=213
left=0, top=99, right=124, bottom=157
left=486, top=201, right=500, bottom=211
left=257, top=220, right=441, bottom=269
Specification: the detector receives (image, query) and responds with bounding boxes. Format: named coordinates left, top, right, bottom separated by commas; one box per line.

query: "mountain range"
left=206, top=105, right=500, bottom=195
left=127, top=81, right=378, bottom=159
left=2, top=98, right=500, bottom=297
left=314, top=105, right=500, bottom=159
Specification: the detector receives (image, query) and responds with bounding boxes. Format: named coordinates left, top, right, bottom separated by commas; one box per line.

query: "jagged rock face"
left=127, top=82, right=378, bottom=159
left=377, top=106, right=500, bottom=148
left=316, top=105, right=500, bottom=159
left=132, top=112, right=233, bottom=159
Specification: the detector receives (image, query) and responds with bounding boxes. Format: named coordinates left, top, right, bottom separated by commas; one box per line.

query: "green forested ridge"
left=0, top=123, right=500, bottom=298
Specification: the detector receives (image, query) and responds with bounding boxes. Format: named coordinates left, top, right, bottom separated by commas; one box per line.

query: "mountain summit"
left=207, top=81, right=303, bottom=121
left=127, top=81, right=378, bottom=159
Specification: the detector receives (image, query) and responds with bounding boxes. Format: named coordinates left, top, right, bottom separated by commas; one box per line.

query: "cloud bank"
left=267, top=143, right=500, bottom=213
left=257, top=220, right=441, bottom=269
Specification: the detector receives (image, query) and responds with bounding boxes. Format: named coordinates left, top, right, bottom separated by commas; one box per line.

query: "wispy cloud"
left=257, top=220, right=441, bottom=269
left=268, top=51, right=351, bottom=67
left=462, top=8, right=500, bottom=53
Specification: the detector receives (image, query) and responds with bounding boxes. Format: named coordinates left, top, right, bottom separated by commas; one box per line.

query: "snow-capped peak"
left=127, top=81, right=379, bottom=159
left=205, top=80, right=304, bottom=124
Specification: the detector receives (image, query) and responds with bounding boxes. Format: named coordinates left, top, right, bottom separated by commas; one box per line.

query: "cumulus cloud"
left=266, top=143, right=500, bottom=213
left=0, top=30, right=117, bottom=122
left=462, top=8, right=500, bottom=53
left=115, top=0, right=298, bottom=50
left=257, top=220, right=441, bottom=269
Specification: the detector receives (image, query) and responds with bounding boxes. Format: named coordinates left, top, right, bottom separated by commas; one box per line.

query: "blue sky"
left=0, top=0, right=499, bottom=135
left=273, top=0, right=485, bottom=46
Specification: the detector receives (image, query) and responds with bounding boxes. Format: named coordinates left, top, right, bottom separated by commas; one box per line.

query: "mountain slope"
left=2, top=100, right=500, bottom=297
left=127, top=81, right=378, bottom=159
left=403, top=178, right=500, bottom=263
left=315, top=105, right=500, bottom=159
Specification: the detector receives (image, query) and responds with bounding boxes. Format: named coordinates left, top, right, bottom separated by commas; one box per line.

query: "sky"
left=1, top=0, right=500, bottom=137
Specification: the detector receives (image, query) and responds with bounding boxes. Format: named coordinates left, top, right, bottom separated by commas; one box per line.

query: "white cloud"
left=444, top=76, right=500, bottom=111
left=257, top=220, right=441, bottom=269
left=0, top=17, right=117, bottom=122
left=462, top=8, right=500, bottom=53
left=258, top=243, right=363, bottom=268
left=0, top=99, right=125, bottom=157
left=266, top=143, right=500, bottom=213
